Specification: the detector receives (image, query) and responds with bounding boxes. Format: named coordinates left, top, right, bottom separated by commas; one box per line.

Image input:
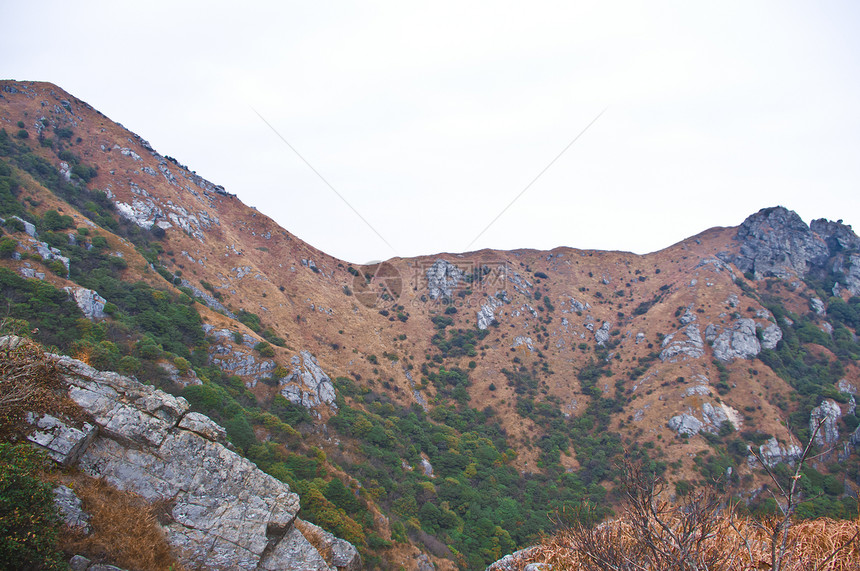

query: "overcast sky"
left=3, top=1, right=859, bottom=264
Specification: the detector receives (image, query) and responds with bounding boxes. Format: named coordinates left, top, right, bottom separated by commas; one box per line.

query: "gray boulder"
left=712, top=318, right=761, bottom=362
left=668, top=414, right=704, bottom=436
left=701, top=402, right=729, bottom=431
left=760, top=323, right=783, bottom=350
left=810, top=399, right=841, bottom=447
left=26, top=412, right=96, bottom=465
left=279, top=350, right=337, bottom=412
left=53, top=485, right=91, bottom=533
left=64, top=287, right=107, bottom=320
left=680, top=306, right=697, bottom=325
left=749, top=437, right=803, bottom=468
left=810, top=297, right=826, bottom=315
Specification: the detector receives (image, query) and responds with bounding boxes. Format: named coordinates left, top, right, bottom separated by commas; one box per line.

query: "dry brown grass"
left=0, top=334, right=85, bottom=439
left=521, top=512, right=860, bottom=571
left=55, top=472, right=186, bottom=571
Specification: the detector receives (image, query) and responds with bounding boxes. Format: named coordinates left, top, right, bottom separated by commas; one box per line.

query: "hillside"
left=2, top=80, right=860, bottom=570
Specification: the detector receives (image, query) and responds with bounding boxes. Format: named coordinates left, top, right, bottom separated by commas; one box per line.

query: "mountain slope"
left=2, top=80, right=860, bottom=570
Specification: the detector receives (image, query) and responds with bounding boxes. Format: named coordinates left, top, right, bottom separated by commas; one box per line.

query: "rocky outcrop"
left=486, top=547, right=541, bottom=570
left=810, top=218, right=860, bottom=253
left=749, top=437, right=802, bottom=468
left=722, top=208, right=860, bottom=292
left=660, top=323, right=705, bottom=362
left=279, top=350, right=337, bottom=412
left=725, top=206, right=829, bottom=279
left=293, top=520, right=361, bottom=571
left=205, top=327, right=276, bottom=385
left=668, top=414, right=704, bottom=436
left=810, top=399, right=841, bottom=447
left=594, top=321, right=612, bottom=346
left=844, top=254, right=860, bottom=296
left=668, top=401, right=736, bottom=437
left=14, top=340, right=358, bottom=571
left=712, top=318, right=761, bottom=362
left=179, top=279, right=234, bottom=317
left=64, top=287, right=107, bottom=320
left=759, top=323, right=783, bottom=350
left=53, top=485, right=91, bottom=533
left=426, top=259, right=463, bottom=299
left=477, top=296, right=502, bottom=330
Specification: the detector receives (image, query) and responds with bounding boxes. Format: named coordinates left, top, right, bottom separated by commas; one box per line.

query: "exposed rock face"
left=205, top=327, right=276, bottom=385
left=712, top=319, right=761, bottom=362
left=179, top=279, right=234, bottom=316
left=701, top=402, right=729, bottom=430
left=668, top=400, right=736, bottom=437
left=426, top=259, right=463, bottom=299
left=760, top=323, right=783, bottom=350
left=660, top=323, right=705, bottom=362
left=486, top=547, right=541, bottom=571
left=749, top=437, right=802, bottom=468
left=679, top=306, right=697, bottom=325
left=810, top=297, right=826, bottom=315
left=477, top=296, right=502, bottom=330
left=594, top=321, right=612, bottom=346
left=668, top=414, right=703, bottom=436
left=421, top=457, right=434, bottom=477
left=810, top=399, right=841, bottom=447
left=810, top=218, right=860, bottom=253
left=53, top=485, right=91, bottom=533
left=64, top=287, right=107, bottom=320
left=15, top=342, right=358, bottom=571
left=722, top=208, right=860, bottom=293
left=279, top=350, right=337, bottom=412
left=845, top=254, right=860, bottom=296
left=727, top=206, right=829, bottom=279
left=562, top=296, right=590, bottom=313
left=27, top=412, right=96, bottom=466
left=512, top=336, right=535, bottom=352
left=294, top=520, right=362, bottom=571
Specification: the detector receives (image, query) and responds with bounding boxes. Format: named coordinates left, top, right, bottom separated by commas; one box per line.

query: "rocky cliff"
left=7, top=336, right=360, bottom=570
left=721, top=205, right=860, bottom=294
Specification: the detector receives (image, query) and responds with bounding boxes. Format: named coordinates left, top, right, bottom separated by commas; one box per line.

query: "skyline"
left=3, top=1, right=860, bottom=263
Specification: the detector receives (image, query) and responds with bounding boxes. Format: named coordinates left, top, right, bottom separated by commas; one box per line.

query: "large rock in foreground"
left=18, top=341, right=358, bottom=570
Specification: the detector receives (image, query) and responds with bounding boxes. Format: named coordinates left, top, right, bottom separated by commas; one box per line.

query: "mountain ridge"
left=2, top=79, right=860, bottom=570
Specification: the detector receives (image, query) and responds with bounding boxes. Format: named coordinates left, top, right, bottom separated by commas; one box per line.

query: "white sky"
left=3, top=1, right=859, bottom=264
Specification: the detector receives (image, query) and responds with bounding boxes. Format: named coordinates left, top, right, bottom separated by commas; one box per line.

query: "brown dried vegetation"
left=0, top=330, right=87, bottom=436
left=54, top=473, right=186, bottom=571
left=517, top=454, right=860, bottom=571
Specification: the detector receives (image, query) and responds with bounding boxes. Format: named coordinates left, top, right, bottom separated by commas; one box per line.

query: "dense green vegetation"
left=0, top=444, right=67, bottom=570
left=0, top=267, right=83, bottom=349
left=327, top=385, right=610, bottom=568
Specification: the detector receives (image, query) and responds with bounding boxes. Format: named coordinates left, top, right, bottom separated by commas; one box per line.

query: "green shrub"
left=0, top=237, right=16, bottom=259
left=255, top=342, right=275, bottom=358
left=0, top=444, right=67, bottom=570
left=41, top=210, right=74, bottom=231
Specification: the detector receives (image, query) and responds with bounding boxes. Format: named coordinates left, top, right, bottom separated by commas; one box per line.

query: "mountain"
left=2, top=80, right=860, bottom=570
